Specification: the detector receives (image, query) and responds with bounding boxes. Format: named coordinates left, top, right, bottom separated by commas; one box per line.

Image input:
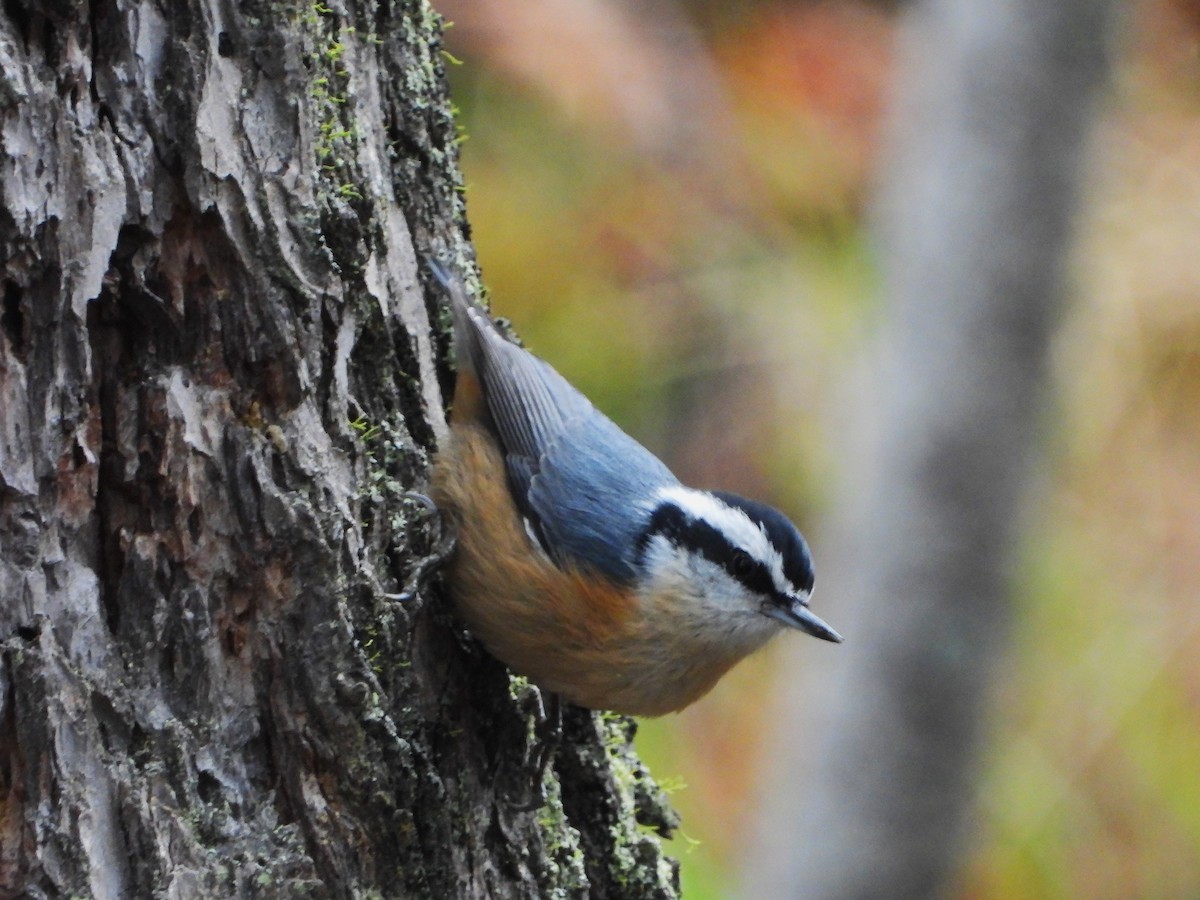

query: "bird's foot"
left=383, top=491, right=456, bottom=605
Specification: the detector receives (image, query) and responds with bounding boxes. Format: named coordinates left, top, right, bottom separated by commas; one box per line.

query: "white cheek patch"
left=639, top=534, right=757, bottom=616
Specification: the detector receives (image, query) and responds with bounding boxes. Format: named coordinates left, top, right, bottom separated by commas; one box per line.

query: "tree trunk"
left=0, top=2, right=679, bottom=897
left=742, top=0, right=1116, bottom=896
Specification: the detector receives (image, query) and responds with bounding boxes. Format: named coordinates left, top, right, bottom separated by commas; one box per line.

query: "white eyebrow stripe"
left=655, top=486, right=793, bottom=595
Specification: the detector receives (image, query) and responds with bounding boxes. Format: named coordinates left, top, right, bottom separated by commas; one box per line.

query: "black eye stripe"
left=711, top=491, right=815, bottom=595
left=638, top=503, right=777, bottom=597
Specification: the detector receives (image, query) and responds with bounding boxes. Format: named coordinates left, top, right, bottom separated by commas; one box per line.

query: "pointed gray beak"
left=764, top=596, right=843, bottom=643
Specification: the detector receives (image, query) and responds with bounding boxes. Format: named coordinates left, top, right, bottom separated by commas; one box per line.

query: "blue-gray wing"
left=437, top=261, right=677, bottom=582
left=525, top=410, right=678, bottom=583
left=470, top=318, right=592, bottom=472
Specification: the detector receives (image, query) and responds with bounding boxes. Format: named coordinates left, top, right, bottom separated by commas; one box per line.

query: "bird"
left=428, top=259, right=840, bottom=718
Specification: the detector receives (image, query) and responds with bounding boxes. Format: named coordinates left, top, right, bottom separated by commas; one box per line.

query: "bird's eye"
left=730, top=550, right=754, bottom=578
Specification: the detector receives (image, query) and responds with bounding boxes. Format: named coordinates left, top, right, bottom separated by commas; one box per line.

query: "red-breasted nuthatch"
left=429, top=261, right=841, bottom=717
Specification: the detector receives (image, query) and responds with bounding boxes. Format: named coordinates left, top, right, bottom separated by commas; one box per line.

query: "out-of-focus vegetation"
left=439, top=1, right=1200, bottom=896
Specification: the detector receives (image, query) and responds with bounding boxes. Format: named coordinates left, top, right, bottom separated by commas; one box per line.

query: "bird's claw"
left=388, top=491, right=456, bottom=605
left=509, top=690, right=562, bottom=812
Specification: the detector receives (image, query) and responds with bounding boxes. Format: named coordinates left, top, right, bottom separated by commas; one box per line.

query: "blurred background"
left=436, top=0, right=1200, bottom=896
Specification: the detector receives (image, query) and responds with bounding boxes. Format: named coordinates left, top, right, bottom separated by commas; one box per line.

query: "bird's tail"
left=426, top=257, right=487, bottom=378
left=428, top=256, right=500, bottom=426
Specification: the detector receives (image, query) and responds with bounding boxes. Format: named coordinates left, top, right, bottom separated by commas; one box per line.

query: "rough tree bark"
left=0, top=2, right=679, bottom=897
left=742, top=0, right=1116, bottom=897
